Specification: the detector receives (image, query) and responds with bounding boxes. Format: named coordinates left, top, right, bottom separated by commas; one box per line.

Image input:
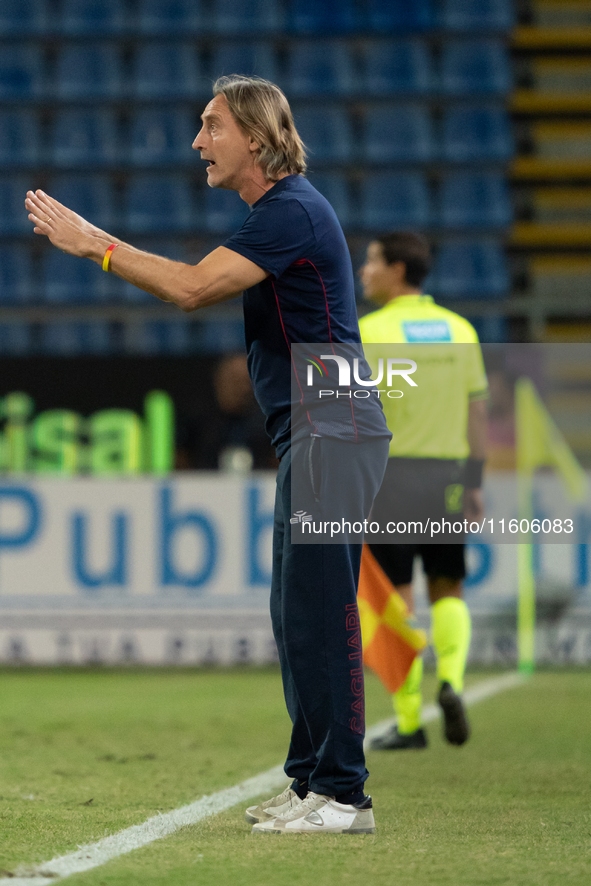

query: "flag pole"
left=516, top=536, right=535, bottom=674
left=515, top=379, right=536, bottom=675
left=514, top=375, right=587, bottom=675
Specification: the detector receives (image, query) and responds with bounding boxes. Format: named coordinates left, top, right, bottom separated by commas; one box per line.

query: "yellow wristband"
left=102, top=243, right=118, bottom=272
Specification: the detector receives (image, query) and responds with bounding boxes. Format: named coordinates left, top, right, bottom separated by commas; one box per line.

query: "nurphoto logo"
left=305, top=355, right=418, bottom=399
left=306, top=355, right=417, bottom=387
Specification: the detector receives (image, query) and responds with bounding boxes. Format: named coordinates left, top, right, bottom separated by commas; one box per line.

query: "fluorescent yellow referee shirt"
left=358, top=295, right=488, bottom=460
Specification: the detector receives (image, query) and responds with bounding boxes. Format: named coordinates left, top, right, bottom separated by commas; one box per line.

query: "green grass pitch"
left=0, top=666, right=590, bottom=885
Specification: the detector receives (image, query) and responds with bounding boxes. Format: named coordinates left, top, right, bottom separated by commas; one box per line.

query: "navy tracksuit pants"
left=270, top=434, right=389, bottom=796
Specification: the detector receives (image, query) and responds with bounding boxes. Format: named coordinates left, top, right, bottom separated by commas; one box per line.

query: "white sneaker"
left=251, top=791, right=376, bottom=834
left=244, top=784, right=304, bottom=824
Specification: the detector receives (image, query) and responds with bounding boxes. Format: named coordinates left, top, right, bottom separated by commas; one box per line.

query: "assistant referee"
left=359, top=231, right=488, bottom=750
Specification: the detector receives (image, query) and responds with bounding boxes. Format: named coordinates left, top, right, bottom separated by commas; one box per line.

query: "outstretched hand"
left=25, top=189, right=108, bottom=258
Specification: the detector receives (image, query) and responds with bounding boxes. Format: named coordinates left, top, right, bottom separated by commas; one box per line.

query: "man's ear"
left=248, top=137, right=260, bottom=154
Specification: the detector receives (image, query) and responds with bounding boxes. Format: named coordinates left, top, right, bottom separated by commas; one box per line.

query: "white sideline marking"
left=8, top=672, right=526, bottom=885
left=8, top=765, right=286, bottom=886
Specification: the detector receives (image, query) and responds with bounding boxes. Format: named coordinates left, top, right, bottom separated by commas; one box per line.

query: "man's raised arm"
left=25, top=189, right=268, bottom=312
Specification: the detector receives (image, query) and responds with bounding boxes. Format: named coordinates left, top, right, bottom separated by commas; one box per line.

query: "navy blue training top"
left=224, top=174, right=389, bottom=456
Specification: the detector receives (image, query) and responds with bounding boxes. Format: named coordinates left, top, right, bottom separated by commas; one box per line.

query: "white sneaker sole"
left=252, top=824, right=376, bottom=835
left=251, top=806, right=376, bottom=835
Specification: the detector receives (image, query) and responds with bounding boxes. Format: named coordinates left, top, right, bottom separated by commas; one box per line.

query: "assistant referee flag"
left=358, top=546, right=427, bottom=693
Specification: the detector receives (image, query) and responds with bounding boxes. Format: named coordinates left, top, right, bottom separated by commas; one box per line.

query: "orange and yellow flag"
left=357, top=545, right=427, bottom=693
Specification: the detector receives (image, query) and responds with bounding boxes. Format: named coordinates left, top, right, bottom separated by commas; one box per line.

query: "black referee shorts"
left=368, top=542, right=466, bottom=586
left=366, top=457, right=467, bottom=585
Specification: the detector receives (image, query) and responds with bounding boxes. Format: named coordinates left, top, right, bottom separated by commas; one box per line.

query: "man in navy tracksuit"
left=25, top=75, right=390, bottom=834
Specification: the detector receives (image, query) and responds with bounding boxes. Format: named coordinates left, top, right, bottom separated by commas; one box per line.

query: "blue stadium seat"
left=364, top=106, right=433, bottom=162
left=0, top=323, right=32, bottom=354
left=440, top=40, right=512, bottom=95
left=42, top=252, right=116, bottom=304
left=432, top=240, right=510, bottom=299
left=121, top=285, right=155, bottom=305
left=467, top=316, right=508, bottom=342
left=287, top=42, right=354, bottom=96
left=124, top=175, right=193, bottom=233
left=422, top=265, right=437, bottom=297
left=129, top=108, right=196, bottom=166
left=131, top=42, right=202, bottom=99
left=0, top=177, right=34, bottom=235
left=0, top=46, right=44, bottom=99
left=294, top=106, right=353, bottom=163
left=205, top=188, right=249, bottom=233
left=125, top=321, right=194, bottom=355
left=438, top=173, right=513, bottom=228
left=442, top=106, right=514, bottom=161
left=58, top=0, right=127, bottom=35
left=441, top=0, right=515, bottom=31
left=366, top=0, right=433, bottom=32
left=307, top=173, right=351, bottom=226
left=135, top=0, right=204, bottom=34
left=0, top=0, right=49, bottom=34
left=54, top=43, right=122, bottom=99
left=211, top=43, right=278, bottom=82
left=199, top=319, right=246, bottom=353
left=213, top=0, right=282, bottom=33
left=364, top=40, right=432, bottom=94
left=41, top=322, right=113, bottom=355
left=288, top=0, right=357, bottom=33
left=46, top=175, right=117, bottom=231
left=0, top=246, right=35, bottom=304
left=0, top=110, right=40, bottom=167
left=51, top=109, right=120, bottom=167
left=360, top=173, right=432, bottom=229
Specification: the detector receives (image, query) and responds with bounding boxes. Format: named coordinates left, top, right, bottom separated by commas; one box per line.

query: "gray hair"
left=213, top=75, right=307, bottom=180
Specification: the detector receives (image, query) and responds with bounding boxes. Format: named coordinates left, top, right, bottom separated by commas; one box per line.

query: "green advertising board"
left=0, top=391, right=174, bottom=475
